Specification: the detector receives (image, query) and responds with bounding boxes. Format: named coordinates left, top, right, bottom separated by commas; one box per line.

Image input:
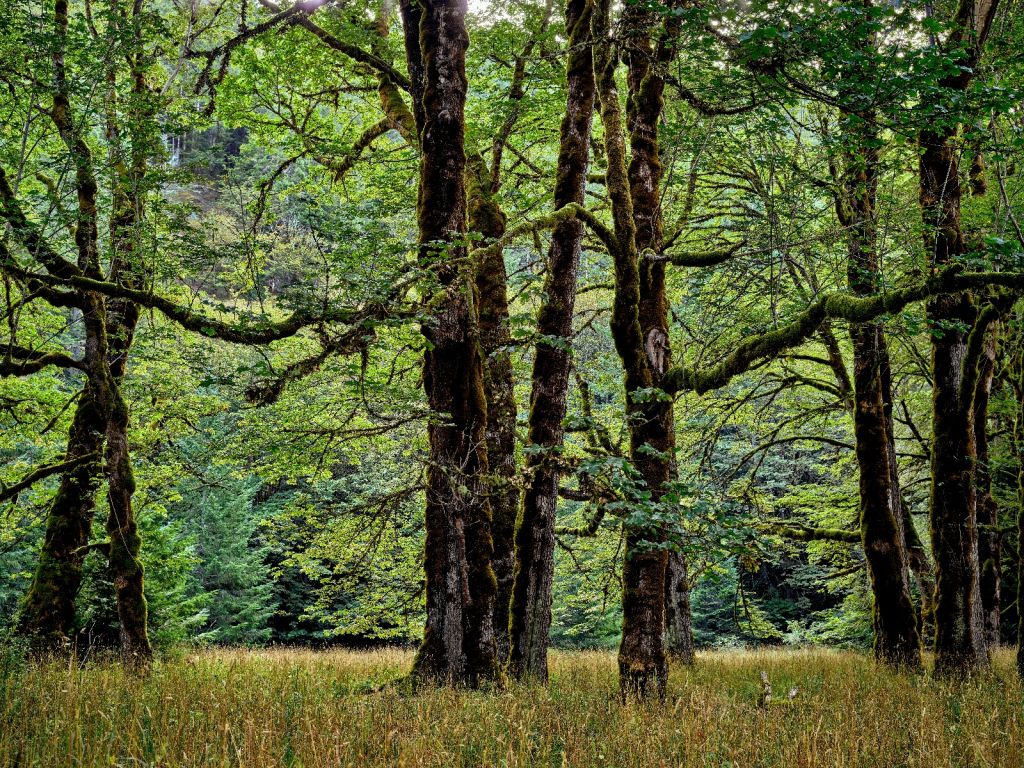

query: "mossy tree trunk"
left=467, top=153, right=518, bottom=662
left=916, top=0, right=1000, bottom=679
left=624, top=7, right=696, bottom=673
left=1013, top=340, right=1024, bottom=676
left=406, top=0, right=498, bottom=686
left=16, top=387, right=106, bottom=651
left=974, top=328, right=1000, bottom=647
left=835, top=106, right=922, bottom=668
left=100, top=23, right=153, bottom=662
left=665, top=551, right=695, bottom=662
left=14, top=0, right=112, bottom=652
left=920, top=134, right=989, bottom=675
left=593, top=0, right=677, bottom=700
left=508, top=0, right=595, bottom=682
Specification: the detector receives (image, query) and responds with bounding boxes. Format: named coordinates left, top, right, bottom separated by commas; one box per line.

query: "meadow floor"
left=1, top=646, right=1022, bottom=767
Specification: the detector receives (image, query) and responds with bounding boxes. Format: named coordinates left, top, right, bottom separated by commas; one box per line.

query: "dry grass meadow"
left=1, top=646, right=1022, bottom=767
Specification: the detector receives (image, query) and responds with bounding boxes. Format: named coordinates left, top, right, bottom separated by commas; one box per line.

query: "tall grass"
left=1, top=646, right=1021, bottom=767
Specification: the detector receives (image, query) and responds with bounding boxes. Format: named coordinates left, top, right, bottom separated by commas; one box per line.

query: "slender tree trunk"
left=975, top=327, right=1000, bottom=647
left=467, top=154, right=517, bottom=661
left=1014, top=351, right=1024, bottom=676
left=406, top=0, right=498, bottom=686
left=507, top=0, right=595, bottom=682
left=837, top=111, right=922, bottom=668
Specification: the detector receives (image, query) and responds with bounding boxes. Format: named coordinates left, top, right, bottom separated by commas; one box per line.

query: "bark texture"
left=665, top=550, right=695, bottom=662
left=16, top=389, right=106, bottom=650
left=974, top=328, right=1000, bottom=647
left=593, top=0, right=679, bottom=699
left=920, top=138, right=988, bottom=675
left=917, top=0, right=1000, bottom=677
left=407, top=0, right=498, bottom=686
left=507, top=0, right=595, bottom=682
left=837, top=109, right=921, bottom=668
left=467, top=153, right=517, bottom=662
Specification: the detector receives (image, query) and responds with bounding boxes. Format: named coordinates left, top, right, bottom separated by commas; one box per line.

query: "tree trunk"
left=507, top=0, right=595, bottom=682
left=407, top=0, right=498, bottom=686
left=852, top=322, right=922, bottom=666
left=593, top=0, right=677, bottom=699
left=665, top=551, right=695, bottom=662
left=975, top=327, right=1000, bottom=647
left=915, top=0, right=1001, bottom=679
left=467, top=153, right=518, bottom=662
left=104, top=382, right=151, bottom=664
left=919, top=132, right=988, bottom=676
left=16, top=387, right=106, bottom=651
left=1014, top=351, right=1024, bottom=676
left=838, top=110, right=922, bottom=668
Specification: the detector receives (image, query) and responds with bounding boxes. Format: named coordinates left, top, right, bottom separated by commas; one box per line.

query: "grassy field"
left=1, top=647, right=1022, bottom=767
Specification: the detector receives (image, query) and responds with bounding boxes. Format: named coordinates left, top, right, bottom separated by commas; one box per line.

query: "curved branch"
left=1, top=344, right=85, bottom=376
left=663, top=267, right=1024, bottom=395
left=0, top=453, right=99, bottom=503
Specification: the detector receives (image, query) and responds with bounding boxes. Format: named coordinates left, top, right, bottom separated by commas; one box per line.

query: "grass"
left=1, top=647, right=1022, bottom=767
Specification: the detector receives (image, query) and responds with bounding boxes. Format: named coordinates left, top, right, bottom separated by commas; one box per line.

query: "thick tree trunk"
left=975, top=328, right=1000, bottom=647
left=104, top=383, right=151, bottom=664
left=16, top=387, right=106, bottom=651
left=407, top=0, right=498, bottom=686
left=920, top=134, right=988, bottom=676
left=467, top=154, right=517, bottom=662
left=665, top=551, right=695, bottom=662
left=915, top=0, right=1000, bottom=679
left=507, top=0, right=595, bottom=682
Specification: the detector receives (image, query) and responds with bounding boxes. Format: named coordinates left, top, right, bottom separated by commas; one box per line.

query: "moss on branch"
left=663, top=267, right=1024, bottom=395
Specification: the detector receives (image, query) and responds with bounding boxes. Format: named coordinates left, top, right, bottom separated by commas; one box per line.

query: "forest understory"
left=3, top=647, right=1023, bottom=768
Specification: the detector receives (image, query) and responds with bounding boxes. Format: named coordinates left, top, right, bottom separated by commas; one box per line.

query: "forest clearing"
left=3, top=647, right=1024, bottom=767
left=4, top=0, right=1024, bottom=763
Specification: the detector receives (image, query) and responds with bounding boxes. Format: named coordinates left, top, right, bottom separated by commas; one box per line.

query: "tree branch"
left=663, top=267, right=1024, bottom=395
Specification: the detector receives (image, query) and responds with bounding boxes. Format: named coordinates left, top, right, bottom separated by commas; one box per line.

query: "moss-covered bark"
left=16, top=387, right=106, bottom=651
left=914, top=0, right=1001, bottom=680
left=974, top=327, right=1000, bottom=647
left=407, top=0, right=498, bottom=686
left=665, top=551, right=695, bottom=662
left=836, top=103, right=921, bottom=669
left=1014, top=347, right=1024, bottom=677
left=507, top=0, right=595, bottom=682
left=920, top=134, right=989, bottom=675
left=467, top=153, right=517, bottom=662
left=592, top=0, right=682, bottom=699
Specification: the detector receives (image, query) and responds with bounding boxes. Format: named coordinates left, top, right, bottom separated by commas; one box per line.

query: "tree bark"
left=16, top=388, right=106, bottom=651
left=593, top=0, right=677, bottom=699
left=467, top=153, right=517, bottom=662
left=917, top=0, right=1000, bottom=679
left=1014, top=345, right=1024, bottom=676
left=920, top=135, right=989, bottom=676
left=407, top=0, right=498, bottom=686
left=837, top=108, right=922, bottom=668
left=975, top=327, right=1000, bottom=647
left=665, top=550, right=695, bottom=662
left=507, top=0, right=595, bottom=682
